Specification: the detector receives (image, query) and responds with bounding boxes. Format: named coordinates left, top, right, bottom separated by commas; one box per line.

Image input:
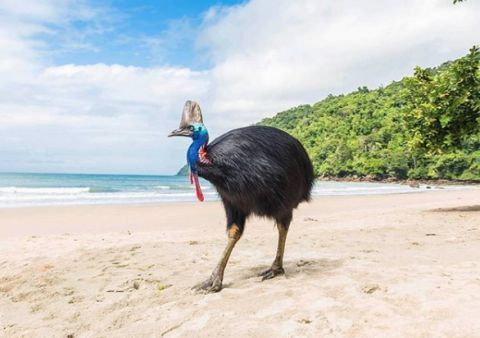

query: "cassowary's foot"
left=258, top=266, right=285, bottom=281
left=192, top=274, right=223, bottom=293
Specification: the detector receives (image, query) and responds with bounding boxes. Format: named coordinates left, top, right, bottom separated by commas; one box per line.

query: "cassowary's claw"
left=258, top=267, right=285, bottom=281
left=192, top=275, right=222, bottom=293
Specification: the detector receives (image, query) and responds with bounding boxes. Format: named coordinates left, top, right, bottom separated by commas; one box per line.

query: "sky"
left=0, top=0, right=479, bottom=175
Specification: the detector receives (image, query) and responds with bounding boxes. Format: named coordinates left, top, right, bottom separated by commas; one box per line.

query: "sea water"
left=0, top=172, right=462, bottom=208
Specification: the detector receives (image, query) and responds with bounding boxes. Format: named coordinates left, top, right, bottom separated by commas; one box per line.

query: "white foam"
left=0, top=186, right=219, bottom=207
left=0, top=187, right=90, bottom=194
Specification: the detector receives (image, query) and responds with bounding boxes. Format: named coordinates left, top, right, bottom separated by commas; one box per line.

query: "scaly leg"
left=259, top=212, right=292, bottom=281
left=259, top=224, right=288, bottom=280
left=193, top=223, right=242, bottom=293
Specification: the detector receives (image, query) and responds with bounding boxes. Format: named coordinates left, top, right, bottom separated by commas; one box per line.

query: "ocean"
left=0, top=172, right=461, bottom=208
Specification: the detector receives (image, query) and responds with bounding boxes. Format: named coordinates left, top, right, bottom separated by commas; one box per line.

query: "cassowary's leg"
left=259, top=211, right=292, bottom=281
left=193, top=204, right=245, bottom=293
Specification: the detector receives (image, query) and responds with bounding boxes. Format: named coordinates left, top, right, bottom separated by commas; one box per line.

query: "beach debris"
left=362, top=284, right=381, bottom=294
left=106, top=278, right=153, bottom=293
left=425, top=233, right=437, bottom=236
left=411, top=241, right=420, bottom=246
left=189, top=240, right=199, bottom=245
left=361, top=249, right=379, bottom=253
left=113, top=263, right=129, bottom=268
left=161, top=320, right=187, bottom=337
left=157, top=283, right=172, bottom=291
left=296, top=260, right=311, bottom=267
left=303, top=217, right=318, bottom=222
left=67, top=296, right=83, bottom=304
left=298, top=318, right=312, bottom=324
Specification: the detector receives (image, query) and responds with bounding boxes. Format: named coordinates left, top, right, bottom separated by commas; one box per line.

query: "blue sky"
left=45, top=0, right=243, bottom=68
left=0, top=0, right=479, bottom=175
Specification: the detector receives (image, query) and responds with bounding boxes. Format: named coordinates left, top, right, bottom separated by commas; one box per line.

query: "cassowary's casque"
left=169, top=100, right=314, bottom=292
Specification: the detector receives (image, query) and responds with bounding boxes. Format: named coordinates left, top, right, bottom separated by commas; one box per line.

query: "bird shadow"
left=430, top=205, right=480, bottom=212
left=238, top=258, right=344, bottom=281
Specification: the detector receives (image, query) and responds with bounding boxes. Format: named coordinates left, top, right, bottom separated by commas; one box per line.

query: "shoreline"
left=0, top=186, right=473, bottom=211
left=0, top=179, right=477, bottom=210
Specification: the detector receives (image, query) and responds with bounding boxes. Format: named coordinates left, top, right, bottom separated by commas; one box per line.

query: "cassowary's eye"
left=189, top=125, right=194, bottom=131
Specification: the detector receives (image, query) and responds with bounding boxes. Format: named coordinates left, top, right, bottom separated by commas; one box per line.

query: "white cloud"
left=0, top=62, right=211, bottom=173
left=200, top=0, right=480, bottom=125
left=0, top=0, right=210, bottom=173
left=0, top=0, right=479, bottom=174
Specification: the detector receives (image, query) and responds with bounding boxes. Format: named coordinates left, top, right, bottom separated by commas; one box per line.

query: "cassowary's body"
left=198, top=126, right=313, bottom=220
left=169, top=101, right=314, bottom=292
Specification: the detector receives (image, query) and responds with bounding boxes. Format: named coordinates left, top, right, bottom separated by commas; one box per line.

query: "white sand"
left=1, top=189, right=479, bottom=337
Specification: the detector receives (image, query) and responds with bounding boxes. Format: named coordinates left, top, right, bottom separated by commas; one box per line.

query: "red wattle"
left=189, top=171, right=193, bottom=184
left=192, top=173, right=204, bottom=202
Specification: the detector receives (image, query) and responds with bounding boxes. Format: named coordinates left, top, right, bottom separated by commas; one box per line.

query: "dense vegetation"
left=259, top=48, right=480, bottom=181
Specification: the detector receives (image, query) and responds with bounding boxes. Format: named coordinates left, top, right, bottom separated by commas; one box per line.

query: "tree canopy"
left=259, top=48, right=480, bottom=181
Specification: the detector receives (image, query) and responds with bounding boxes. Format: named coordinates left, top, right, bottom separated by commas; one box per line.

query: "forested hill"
left=259, top=47, right=480, bottom=181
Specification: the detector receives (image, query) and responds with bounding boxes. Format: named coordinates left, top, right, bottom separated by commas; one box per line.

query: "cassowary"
left=169, top=100, right=314, bottom=292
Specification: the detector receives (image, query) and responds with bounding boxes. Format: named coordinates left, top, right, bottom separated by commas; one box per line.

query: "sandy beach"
left=1, top=189, right=479, bottom=337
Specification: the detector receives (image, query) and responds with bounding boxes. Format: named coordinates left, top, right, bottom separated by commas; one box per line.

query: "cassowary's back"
left=198, top=126, right=314, bottom=217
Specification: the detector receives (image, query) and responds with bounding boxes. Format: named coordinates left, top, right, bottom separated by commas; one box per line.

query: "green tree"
left=257, top=48, right=480, bottom=181
left=403, top=46, right=480, bottom=154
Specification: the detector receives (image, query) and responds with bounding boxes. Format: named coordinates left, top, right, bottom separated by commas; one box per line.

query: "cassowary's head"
left=168, top=100, right=208, bottom=202
left=168, top=100, right=207, bottom=139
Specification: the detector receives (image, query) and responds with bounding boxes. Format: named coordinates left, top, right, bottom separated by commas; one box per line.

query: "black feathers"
left=197, top=126, right=314, bottom=221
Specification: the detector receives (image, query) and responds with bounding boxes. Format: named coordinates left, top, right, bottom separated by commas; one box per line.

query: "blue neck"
left=187, top=126, right=209, bottom=173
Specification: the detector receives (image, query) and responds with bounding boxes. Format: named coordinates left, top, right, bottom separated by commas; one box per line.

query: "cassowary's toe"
left=258, top=267, right=285, bottom=281
left=192, top=276, right=222, bottom=293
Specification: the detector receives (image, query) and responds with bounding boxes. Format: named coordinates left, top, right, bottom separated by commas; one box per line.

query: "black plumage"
left=198, top=126, right=314, bottom=223
left=169, top=101, right=314, bottom=292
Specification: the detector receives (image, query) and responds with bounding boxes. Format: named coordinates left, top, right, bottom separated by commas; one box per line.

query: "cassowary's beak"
left=168, top=127, right=192, bottom=137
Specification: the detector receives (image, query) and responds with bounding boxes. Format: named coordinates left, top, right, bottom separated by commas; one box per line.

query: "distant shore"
left=317, top=175, right=480, bottom=186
